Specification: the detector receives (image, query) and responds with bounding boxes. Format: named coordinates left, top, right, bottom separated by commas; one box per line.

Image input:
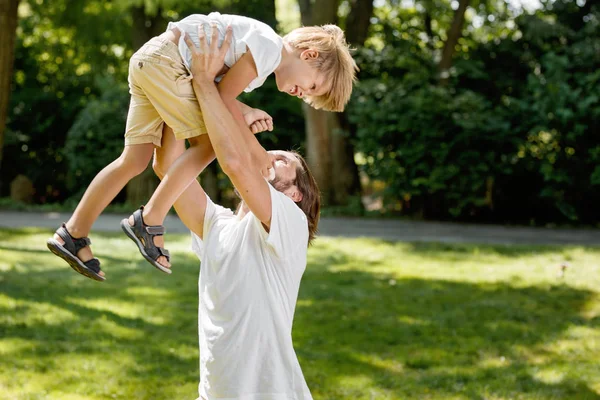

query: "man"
left=169, top=26, right=320, bottom=399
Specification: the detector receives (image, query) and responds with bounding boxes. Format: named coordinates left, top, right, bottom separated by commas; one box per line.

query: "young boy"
left=47, top=12, right=357, bottom=280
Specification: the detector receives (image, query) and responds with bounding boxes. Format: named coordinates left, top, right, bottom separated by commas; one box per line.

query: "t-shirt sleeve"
left=191, top=193, right=234, bottom=260
left=259, top=183, right=309, bottom=259
left=239, top=28, right=282, bottom=93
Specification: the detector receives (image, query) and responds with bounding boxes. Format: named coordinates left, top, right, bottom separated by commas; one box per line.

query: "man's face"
left=236, top=150, right=304, bottom=214
left=268, top=150, right=303, bottom=202
left=269, top=150, right=297, bottom=184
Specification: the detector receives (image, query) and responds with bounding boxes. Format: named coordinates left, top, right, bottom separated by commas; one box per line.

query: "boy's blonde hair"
left=284, top=25, right=358, bottom=112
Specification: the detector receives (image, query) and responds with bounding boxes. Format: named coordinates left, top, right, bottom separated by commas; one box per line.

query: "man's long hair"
left=289, top=151, right=320, bottom=245
left=254, top=151, right=321, bottom=246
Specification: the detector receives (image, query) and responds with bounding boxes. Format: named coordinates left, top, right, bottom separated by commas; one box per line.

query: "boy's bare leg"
left=125, top=126, right=185, bottom=269
left=152, top=126, right=187, bottom=180
left=130, top=134, right=208, bottom=267
left=53, top=143, right=155, bottom=271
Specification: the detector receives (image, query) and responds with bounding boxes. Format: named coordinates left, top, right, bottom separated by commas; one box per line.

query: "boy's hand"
left=244, top=108, right=274, bottom=134
left=184, top=24, right=233, bottom=82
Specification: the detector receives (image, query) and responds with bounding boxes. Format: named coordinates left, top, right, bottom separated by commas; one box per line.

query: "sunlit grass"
left=1, top=228, right=599, bottom=399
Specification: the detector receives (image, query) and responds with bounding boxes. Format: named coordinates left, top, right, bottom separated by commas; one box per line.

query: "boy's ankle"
left=64, top=223, right=87, bottom=239
left=141, top=205, right=160, bottom=225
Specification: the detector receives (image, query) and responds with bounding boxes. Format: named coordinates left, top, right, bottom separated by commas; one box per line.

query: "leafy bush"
left=64, top=78, right=129, bottom=200
left=348, top=2, right=600, bottom=224
left=349, top=78, right=515, bottom=219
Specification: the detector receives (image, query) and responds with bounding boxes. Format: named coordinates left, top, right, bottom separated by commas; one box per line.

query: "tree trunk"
left=131, top=5, right=167, bottom=50
left=297, top=0, right=365, bottom=206
left=330, top=0, right=374, bottom=206
left=297, top=0, right=312, bottom=26
left=303, top=105, right=333, bottom=197
left=0, top=0, right=20, bottom=174
left=438, top=0, right=470, bottom=84
left=126, top=6, right=167, bottom=205
left=345, top=0, right=373, bottom=45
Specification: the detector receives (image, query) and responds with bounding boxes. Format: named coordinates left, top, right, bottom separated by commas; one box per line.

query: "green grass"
left=0, top=198, right=145, bottom=214
left=1, top=229, right=600, bottom=399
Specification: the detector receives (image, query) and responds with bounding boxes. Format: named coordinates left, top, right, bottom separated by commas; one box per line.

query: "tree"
left=438, top=0, right=470, bottom=84
left=335, top=0, right=374, bottom=206
left=297, top=0, right=367, bottom=207
left=0, top=0, right=20, bottom=175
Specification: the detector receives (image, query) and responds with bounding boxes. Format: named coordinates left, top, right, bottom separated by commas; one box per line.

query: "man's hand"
left=244, top=108, right=274, bottom=134
left=255, top=152, right=276, bottom=180
left=183, top=24, right=233, bottom=82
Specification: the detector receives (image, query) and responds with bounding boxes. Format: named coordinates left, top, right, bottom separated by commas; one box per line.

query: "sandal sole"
left=120, top=219, right=172, bottom=274
left=46, top=239, right=105, bottom=282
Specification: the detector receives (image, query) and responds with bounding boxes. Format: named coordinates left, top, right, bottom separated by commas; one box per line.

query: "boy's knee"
left=152, top=158, right=167, bottom=179
left=118, top=153, right=150, bottom=176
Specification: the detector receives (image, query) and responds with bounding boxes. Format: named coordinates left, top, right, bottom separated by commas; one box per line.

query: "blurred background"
left=0, top=0, right=599, bottom=223
left=1, top=2, right=600, bottom=399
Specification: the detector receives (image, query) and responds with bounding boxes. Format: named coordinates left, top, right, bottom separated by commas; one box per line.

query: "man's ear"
left=284, top=185, right=303, bottom=203
left=300, top=49, right=319, bottom=61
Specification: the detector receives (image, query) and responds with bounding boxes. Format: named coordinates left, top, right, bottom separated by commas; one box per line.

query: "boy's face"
left=275, top=49, right=328, bottom=100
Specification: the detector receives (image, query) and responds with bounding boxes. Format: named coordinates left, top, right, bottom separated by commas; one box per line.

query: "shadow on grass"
left=0, top=244, right=133, bottom=265
left=0, top=242, right=203, bottom=398
left=294, top=260, right=600, bottom=399
left=402, top=241, right=600, bottom=259
left=1, top=232, right=599, bottom=399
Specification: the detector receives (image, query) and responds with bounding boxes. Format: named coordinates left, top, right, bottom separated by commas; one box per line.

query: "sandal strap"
left=83, top=258, right=102, bottom=274
left=73, top=236, right=92, bottom=248
left=130, top=208, right=170, bottom=262
left=145, top=225, right=165, bottom=236
left=132, top=209, right=145, bottom=236
left=157, top=247, right=170, bottom=262
left=55, top=224, right=92, bottom=255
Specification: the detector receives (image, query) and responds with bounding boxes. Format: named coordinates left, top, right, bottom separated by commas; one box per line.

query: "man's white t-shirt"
left=167, top=12, right=283, bottom=93
left=191, top=184, right=313, bottom=400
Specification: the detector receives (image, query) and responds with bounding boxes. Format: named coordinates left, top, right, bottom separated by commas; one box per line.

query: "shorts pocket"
left=175, top=74, right=195, bottom=98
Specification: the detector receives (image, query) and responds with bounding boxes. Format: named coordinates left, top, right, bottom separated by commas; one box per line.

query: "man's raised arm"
left=183, top=25, right=275, bottom=227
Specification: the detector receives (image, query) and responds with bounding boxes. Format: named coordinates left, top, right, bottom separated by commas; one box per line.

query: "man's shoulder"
left=205, top=195, right=237, bottom=229
left=270, top=185, right=305, bottom=220
left=268, top=185, right=309, bottom=247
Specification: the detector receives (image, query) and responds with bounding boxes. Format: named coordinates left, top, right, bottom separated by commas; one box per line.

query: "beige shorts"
left=125, top=36, right=207, bottom=147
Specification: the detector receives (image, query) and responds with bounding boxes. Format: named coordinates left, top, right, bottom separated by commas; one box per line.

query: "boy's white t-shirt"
left=191, top=184, right=313, bottom=400
left=167, top=12, right=283, bottom=93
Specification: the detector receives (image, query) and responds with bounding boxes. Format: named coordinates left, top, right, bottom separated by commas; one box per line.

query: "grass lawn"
left=1, top=228, right=599, bottom=399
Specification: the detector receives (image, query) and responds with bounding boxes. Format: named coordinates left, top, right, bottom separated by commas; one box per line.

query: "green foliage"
left=1, top=0, right=283, bottom=203
left=349, top=77, right=514, bottom=219
left=1, top=0, right=129, bottom=201
left=349, top=0, right=600, bottom=223
left=64, top=78, right=130, bottom=200
left=3, top=0, right=599, bottom=223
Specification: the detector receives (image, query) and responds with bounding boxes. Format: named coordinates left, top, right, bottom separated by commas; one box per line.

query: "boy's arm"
left=236, top=99, right=253, bottom=114
left=172, top=134, right=216, bottom=239
left=214, top=36, right=273, bottom=134
left=216, top=51, right=258, bottom=126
